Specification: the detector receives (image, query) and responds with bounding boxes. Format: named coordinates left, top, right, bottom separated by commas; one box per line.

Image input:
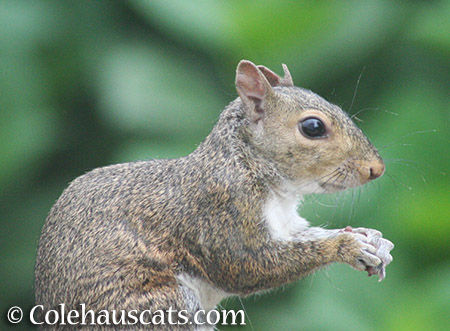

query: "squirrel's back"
left=36, top=160, right=181, bottom=309
left=35, top=121, right=267, bottom=314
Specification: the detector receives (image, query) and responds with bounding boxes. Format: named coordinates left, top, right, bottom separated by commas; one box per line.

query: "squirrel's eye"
left=299, top=117, right=327, bottom=139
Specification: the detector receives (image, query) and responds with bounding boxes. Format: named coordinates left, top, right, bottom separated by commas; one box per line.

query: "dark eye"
left=299, top=117, right=327, bottom=138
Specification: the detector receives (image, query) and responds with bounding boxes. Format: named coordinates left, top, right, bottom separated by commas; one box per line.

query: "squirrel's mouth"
left=320, top=182, right=347, bottom=192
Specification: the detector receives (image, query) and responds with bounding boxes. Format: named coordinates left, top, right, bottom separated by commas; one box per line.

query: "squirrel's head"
left=235, top=60, right=384, bottom=194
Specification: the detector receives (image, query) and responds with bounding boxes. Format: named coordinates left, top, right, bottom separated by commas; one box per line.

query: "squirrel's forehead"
left=280, top=87, right=329, bottom=108
left=282, top=88, right=345, bottom=116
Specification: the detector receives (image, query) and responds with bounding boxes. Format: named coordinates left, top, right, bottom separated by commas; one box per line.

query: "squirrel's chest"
left=263, top=191, right=309, bottom=241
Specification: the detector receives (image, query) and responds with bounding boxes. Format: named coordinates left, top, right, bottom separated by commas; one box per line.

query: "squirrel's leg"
left=62, top=226, right=207, bottom=329
left=81, top=270, right=204, bottom=330
left=205, top=226, right=393, bottom=295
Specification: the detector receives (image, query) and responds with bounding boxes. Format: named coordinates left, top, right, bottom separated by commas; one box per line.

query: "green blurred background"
left=1, top=1, right=449, bottom=330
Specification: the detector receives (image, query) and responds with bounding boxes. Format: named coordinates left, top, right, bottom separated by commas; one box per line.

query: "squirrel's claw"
left=343, top=226, right=394, bottom=281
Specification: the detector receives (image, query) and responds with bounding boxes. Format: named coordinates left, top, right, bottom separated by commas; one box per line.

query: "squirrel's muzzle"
left=355, top=159, right=385, bottom=184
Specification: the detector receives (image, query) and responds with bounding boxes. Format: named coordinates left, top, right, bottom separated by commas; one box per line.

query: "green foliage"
left=1, top=1, right=448, bottom=329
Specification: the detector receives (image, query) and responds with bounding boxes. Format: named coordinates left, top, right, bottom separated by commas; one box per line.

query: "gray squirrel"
left=35, top=60, right=394, bottom=330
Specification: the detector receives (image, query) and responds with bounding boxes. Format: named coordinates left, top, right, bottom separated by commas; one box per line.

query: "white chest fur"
left=176, top=273, right=228, bottom=311
left=263, top=189, right=309, bottom=241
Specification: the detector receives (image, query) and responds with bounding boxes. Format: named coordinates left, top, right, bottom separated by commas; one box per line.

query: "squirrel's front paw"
left=339, top=226, right=394, bottom=281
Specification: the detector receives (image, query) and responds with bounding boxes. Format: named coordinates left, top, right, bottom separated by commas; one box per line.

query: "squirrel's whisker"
left=378, top=129, right=437, bottom=151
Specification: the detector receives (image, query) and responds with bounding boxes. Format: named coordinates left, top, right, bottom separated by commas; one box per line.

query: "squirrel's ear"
left=257, top=65, right=282, bottom=87
left=236, top=60, right=273, bottom=123
left=256, top=64, right=294, bottom=88
left=280, top=64, right=294, bottom=87
left=258, top=64, right=294, bottom=86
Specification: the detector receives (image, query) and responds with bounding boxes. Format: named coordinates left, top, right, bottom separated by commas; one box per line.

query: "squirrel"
left=35, top=60, right=394, bottom=330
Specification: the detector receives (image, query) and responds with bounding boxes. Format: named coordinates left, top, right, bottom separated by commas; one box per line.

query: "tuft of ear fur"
left=236, top=60, right=273, bottom=123
left=280, top=64, right=294, bottom=86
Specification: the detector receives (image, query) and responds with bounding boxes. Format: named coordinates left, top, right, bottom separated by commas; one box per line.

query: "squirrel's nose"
left=355, top=159, right=385, bottom=183
left=368, top=160, right=385, bottom=180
